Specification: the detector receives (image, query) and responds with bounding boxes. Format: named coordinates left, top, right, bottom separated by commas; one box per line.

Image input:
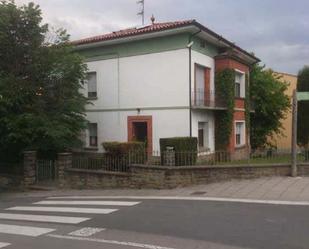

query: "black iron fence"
left=191, top=89, right=227, bottom=108
left=71, top=148, right=309, bottom=171
left=72, top=152, right=138, bottom=172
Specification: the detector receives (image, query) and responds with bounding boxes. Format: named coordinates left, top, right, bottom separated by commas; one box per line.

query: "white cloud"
left=14, top=0, right=309, bottom=74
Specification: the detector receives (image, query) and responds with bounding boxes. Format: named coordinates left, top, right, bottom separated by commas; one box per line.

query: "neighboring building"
left=269, top=72, right=297, bottom=149
left=73, top=19, right=259, bottom=153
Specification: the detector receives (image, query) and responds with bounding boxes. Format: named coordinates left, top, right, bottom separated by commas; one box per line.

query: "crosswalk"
left=0, top=196, right=141, bottom=248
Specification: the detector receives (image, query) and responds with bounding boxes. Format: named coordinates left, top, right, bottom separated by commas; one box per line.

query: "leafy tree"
left=0, top=1, right=88, bottom=161
left=297, top=66, right=309, bottom=148
left=250, top=64, right=290, bottom=149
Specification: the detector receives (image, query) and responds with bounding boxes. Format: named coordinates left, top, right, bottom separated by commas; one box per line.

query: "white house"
left=73, top=19, right=259, bottom=153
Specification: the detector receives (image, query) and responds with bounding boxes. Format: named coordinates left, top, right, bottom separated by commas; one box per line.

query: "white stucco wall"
left=85, top=109, right=189, bottom=151
left=85, top=48, right=189, bottom=110
left=83, top=48, right=217, bottom=152
left=191, top=110, right=215, bottom=152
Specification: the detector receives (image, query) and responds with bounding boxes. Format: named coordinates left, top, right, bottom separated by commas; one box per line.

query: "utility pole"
left=137, top=0, right=145, bottom=26
left=291, top=89, right=298, bottom=177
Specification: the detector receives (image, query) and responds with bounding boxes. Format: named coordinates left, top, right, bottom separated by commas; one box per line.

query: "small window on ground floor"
left=88, top=123, right=98, bottom=147
left=235, top=121, right=245, bottom=146
left=198, top=122, right=209, bottom=149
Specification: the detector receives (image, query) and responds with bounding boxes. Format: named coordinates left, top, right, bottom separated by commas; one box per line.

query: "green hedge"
left=160, top=137, right=198, bottom=166
left=102, top=141, right=146, bottom=165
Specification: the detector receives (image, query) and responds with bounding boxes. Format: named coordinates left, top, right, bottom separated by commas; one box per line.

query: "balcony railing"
left=191, top=89, right=227, bottom=108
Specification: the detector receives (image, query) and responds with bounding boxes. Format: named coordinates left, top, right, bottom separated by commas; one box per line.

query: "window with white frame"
left=235, top=71, right=245, bottom=98
left=235, top=121, right=245, bottom=146
left=86, top=72, right=97, bottom=98
left=88, top=123, right=98, bottom=147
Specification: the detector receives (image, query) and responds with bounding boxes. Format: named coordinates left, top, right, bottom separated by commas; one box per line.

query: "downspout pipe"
left=187, top=29, right=201, bottom=137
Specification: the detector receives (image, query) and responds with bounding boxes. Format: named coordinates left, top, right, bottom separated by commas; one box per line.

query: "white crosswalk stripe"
left=0, top=197, right=142, bottom=246
left=0, top=213, right=90, bottom=224
left=0, top=243, right=10, bottom=248
left=34, top=200, right=140, bottom=206
left=7, top=206, right=118, bottom=214
left=0, top=224, right=55, bottom=237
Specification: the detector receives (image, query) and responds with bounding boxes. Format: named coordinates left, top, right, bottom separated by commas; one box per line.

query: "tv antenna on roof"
left=137, top=0, right=145, bottom=26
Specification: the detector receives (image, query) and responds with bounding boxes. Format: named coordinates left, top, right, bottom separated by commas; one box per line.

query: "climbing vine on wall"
left=245, top=73, right=250, bottom=132
left=215, top=69, right=235, bottom=150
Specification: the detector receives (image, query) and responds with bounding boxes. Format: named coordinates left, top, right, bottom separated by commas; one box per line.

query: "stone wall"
left=64, top=168, right=131, bottom=189
left=0, top=174, right=22, bottom=191
left=63, top=163, right=309, bottom=190
left=130, top=164, right=296, bottom=189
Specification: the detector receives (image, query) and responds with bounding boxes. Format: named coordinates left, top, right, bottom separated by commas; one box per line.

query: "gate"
left=36, top=159, right=57, bottom=183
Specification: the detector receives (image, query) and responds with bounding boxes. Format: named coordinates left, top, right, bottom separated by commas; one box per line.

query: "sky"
left=16, top=0, right=309, bottom=74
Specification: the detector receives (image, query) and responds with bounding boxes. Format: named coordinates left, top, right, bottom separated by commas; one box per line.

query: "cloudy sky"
left=16, top=0, right=309, bottom=74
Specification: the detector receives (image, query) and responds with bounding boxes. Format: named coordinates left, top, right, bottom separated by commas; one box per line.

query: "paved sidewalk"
left=2, top=176, right=309, bottom=201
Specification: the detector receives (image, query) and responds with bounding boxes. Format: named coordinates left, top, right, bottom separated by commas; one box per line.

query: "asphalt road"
left=0, top=194, right=308, bottom=249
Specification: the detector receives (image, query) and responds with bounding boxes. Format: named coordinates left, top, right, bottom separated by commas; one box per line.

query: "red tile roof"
left=72, top=20, right=195, bottom=46
left=72, top=19, right=259, bottom=62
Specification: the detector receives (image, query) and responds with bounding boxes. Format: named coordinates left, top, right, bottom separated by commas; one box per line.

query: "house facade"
left=73, top=20, right=259, bottom=153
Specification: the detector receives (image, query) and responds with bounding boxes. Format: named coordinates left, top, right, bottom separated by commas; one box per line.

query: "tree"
left=250, top=64, right=290, bottom=149
left=297, top=66, right=309, bottom=148
left=0, top=1, right=88, bottom=161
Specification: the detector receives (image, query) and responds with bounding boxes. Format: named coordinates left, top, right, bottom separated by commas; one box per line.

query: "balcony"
left=191, top=90, right=227, bottom=109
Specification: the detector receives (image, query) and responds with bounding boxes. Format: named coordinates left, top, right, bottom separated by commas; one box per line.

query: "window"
left=195, top=65, right=210, bottom=106
left=198, top=122, right=209, bottom=149
left=198, top=128, right=204, bottom=148
left=88, top=123, right=98, bottom=147
left=235, top=122, right=245, bottom=146
left=235, top=72, right=242, bottom=98
left=86, top=72, right=97, bottom=98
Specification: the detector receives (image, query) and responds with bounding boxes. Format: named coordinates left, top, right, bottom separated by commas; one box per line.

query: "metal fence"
left=191, top=89, right=227, bottom=108
left=36, top=159, right=57, bottom=182
left=71, top=148, right=309, bottom=170
left=72, top=152, right=135, bottom=172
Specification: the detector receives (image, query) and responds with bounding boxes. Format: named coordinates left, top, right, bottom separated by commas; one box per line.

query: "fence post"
left=57, top=152, right=72, bottom=188
left=23, top=151, right=37, bottom=188
left=291, top=89, right=298, bottom=177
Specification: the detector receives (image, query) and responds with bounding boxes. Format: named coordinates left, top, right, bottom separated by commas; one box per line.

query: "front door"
left=128, top=116, right=152, bottom=153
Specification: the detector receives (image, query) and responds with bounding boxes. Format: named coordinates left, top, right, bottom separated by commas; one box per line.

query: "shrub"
left=102, top=141, right=146, bottom=165
left=160, top=137, right=198, bottom=166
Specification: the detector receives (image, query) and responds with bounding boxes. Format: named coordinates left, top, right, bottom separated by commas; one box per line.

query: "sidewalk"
left=2, top=176, right=309, bottom=202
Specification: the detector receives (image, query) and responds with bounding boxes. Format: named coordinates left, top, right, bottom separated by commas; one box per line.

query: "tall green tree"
left=0, top=1, right=88, bottom=161
left=297, top=66, right=309, bottom=148
left=250, top=64, right=290, bottom=149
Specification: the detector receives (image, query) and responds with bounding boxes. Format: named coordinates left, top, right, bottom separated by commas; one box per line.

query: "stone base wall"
left=64, top=163, right=309, bottom=190
left=64, top=168, right=131, bottom=189
left=0, top=174, right=22, bottom=190
left=130, top=164, right=295, bottom=189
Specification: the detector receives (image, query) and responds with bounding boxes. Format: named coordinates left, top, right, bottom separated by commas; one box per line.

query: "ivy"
left=245, top=73, right=250, bottom=132
left=215, top=69, right=235, bottom=150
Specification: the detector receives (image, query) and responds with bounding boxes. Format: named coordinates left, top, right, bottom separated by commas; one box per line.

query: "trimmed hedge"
left=102, top=141, right=146, bottom=166
left=160, top=137, right=198, bottom=166
left=102, top=141, right=145, bottom=155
